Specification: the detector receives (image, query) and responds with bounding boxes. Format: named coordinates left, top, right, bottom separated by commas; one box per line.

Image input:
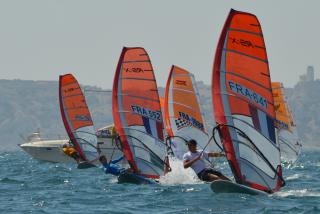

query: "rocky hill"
left=0, top=79, right=113, bottom=150
left=285, top=80, right=320, bottom=148
left=0, top=78, right=319, bottom=151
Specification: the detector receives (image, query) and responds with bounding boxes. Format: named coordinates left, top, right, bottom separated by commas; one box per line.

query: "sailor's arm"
left=111, top=155, right=124, bottom=164
left=183, top=155, right=201, bottom=169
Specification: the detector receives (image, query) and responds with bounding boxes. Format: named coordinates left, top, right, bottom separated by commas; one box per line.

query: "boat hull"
left=19, top=137, right=124, bottom=165
left=19, top=140, right=73, bottom=163
left=117, top=171, right=157, bottom=185
left=210, top=180, right=267, bottom=195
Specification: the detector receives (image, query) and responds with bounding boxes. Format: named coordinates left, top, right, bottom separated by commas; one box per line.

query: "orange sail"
left=112, top=47, right=167, bottom=179
left=212, top=9, right=284, bottom=193
left=164, top=65, right=215, bottom=159
left=59, top=74, right=99, bottom=162
left=272, top=82, right=292, bottom=130
left=272, top=82, right=301, bottom=161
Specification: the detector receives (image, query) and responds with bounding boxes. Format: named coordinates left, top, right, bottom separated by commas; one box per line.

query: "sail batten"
left=222, top=70, right=272, bottom=91
left=212, top=9, right=283, bottom=193
left=228, top=28, right=264, bottom=36
left=224, top=49, right=269, bottom=62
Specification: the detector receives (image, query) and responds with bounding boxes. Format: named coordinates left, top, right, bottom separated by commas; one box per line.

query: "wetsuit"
left=102, top=156, right=124, bottom=176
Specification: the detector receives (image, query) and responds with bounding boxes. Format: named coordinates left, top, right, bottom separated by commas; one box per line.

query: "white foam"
left=285, top=173, right=302, bottom=181
left=275, top=189, right=320, bottom=197
left=109, top=177, right=118, bottom=183
left=159, top=157, right=202, bottom=185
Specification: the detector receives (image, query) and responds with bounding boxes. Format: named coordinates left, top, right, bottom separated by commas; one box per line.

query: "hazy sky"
left=0, top=0, right=319, bottom=88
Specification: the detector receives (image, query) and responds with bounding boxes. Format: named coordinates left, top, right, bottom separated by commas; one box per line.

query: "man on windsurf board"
left=62, top=144, right=81, bottom=164
left=183, top=139, right=229, bottom=182
left=99, top=155, right=128, bottom=176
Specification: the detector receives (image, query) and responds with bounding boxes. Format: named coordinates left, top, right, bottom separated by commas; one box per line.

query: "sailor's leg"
left=206, top=173, right=222, bottom=182
left=204, top=169, right=230, bottom=181
left=218, top=174, right=230, bottom=181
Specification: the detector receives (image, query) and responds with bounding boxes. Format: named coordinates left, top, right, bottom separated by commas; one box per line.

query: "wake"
left=159, top=157, right=202, bottom=185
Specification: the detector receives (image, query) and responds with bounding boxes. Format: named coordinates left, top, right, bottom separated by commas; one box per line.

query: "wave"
left=0, top=177, right=25, bottom=184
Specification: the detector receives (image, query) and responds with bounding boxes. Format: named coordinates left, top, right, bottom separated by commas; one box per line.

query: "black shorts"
left=197, top=168, right=223, bottom=182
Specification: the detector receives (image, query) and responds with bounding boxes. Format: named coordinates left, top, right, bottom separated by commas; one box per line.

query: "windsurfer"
left=99, top=155, right=133, bottom=176
left=183, top=139, right=229, bottom=182
left=62, top=143, right=81, bottom=164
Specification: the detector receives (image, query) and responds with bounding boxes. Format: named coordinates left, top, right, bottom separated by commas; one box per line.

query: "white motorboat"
left=19, top=125, right=124, bottom=164
left=18, top=132, right=72, bottom=163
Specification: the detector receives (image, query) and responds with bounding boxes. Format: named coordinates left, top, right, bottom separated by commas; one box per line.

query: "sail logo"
left=229, top=37, right=255, bottom=48
left=125, top=67, right=144, bottom=73
left=131, top=105, right=162, bottom=121
left=75, top=115, right=91, bottom=121
left=275, top=119, right=288, bottom=129
left=177, top=111, right=204, bottom=131
left=175, top=80, right=187, bottom=86
left=228, top=81, right=267, bottom=109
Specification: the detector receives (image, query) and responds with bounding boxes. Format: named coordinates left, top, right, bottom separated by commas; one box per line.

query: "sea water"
left=0, top=150, right=319, bottom=214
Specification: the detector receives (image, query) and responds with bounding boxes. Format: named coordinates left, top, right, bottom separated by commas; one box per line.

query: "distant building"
left=299, top=66, right=315, bottom=82
left=306, top=66, right=314, bottom=81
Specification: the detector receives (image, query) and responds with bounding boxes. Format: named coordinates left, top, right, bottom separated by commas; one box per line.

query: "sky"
left=0, top=0, right=319, bottom=88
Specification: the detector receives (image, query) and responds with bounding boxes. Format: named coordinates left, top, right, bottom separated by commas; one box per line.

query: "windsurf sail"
left=164, top=65, right=219, bottom=159
left=112, top=47, right=168, bottom=179
left=59, top=74, right=99, bottom=162
left=272, top=82, right=301, bottom=162
left=212, top=9, right=284, bottom=193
